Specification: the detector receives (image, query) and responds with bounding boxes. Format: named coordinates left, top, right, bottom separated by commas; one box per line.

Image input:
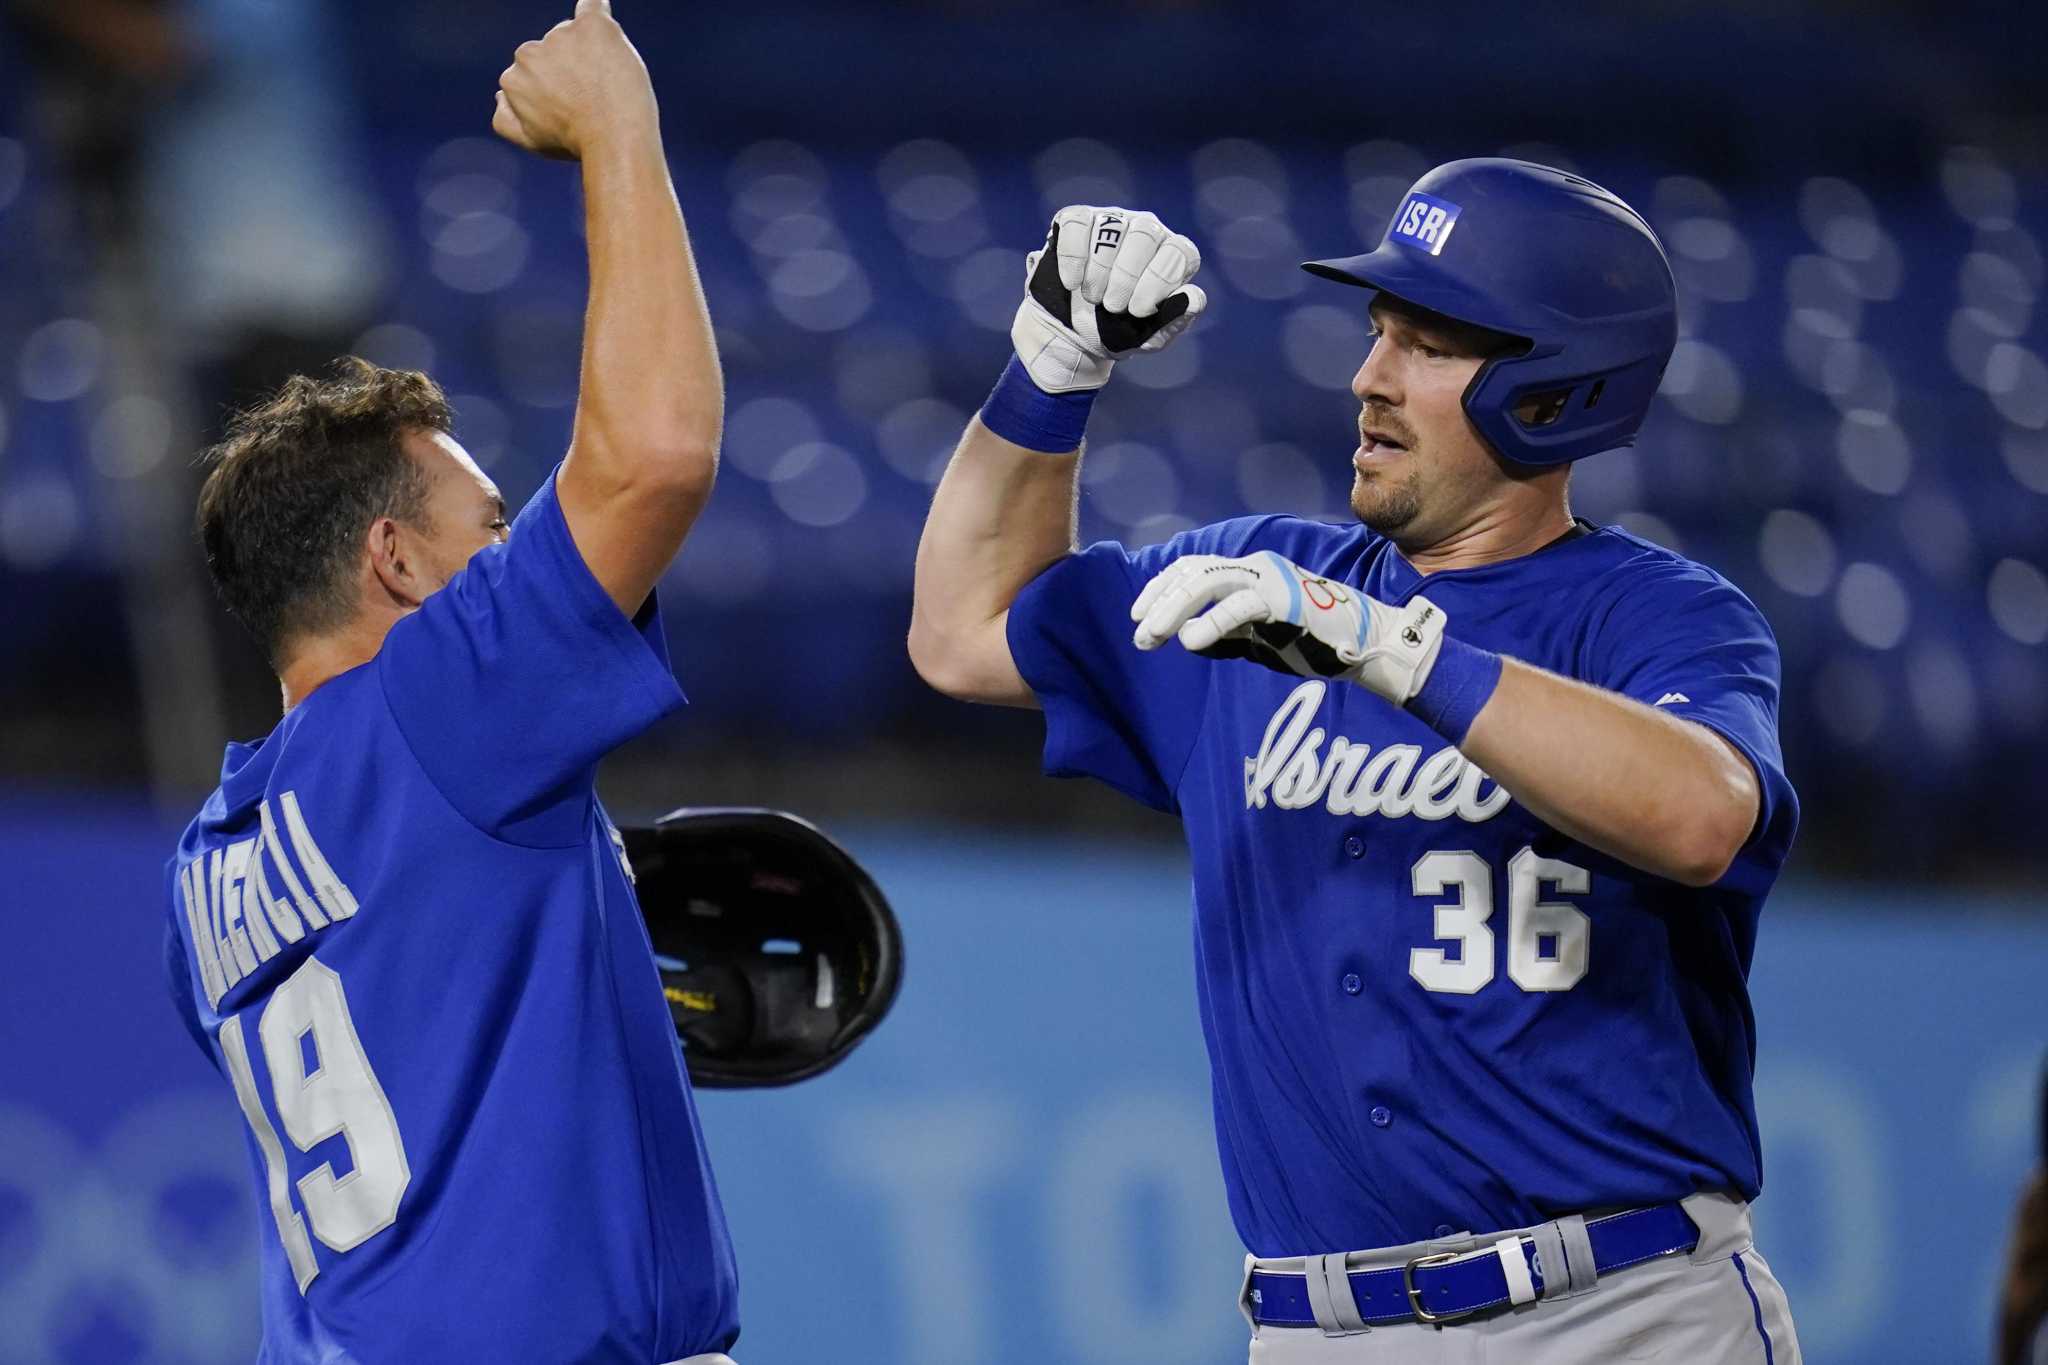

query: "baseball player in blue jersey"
left=163, top=4, right=744, bottom=1360
left=911, top=160, right=1802, bottom=1361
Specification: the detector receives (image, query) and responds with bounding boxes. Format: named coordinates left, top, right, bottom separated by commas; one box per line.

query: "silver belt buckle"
left=1402, top=1250, right=1477, bottom=1324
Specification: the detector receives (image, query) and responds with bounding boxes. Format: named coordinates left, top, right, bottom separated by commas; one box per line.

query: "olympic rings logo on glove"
left=1300, top=575, right=1348, bottom=612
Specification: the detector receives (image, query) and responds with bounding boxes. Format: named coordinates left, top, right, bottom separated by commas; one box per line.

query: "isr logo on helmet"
left=1389, top=190, right=1463, bottom=255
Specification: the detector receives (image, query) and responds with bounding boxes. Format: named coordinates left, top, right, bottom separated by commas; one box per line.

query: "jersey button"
left=1369, top=1105, right=1392, bottom=1128
left=1343, top=835, right=1365, bottom=859
left=1341, top=972, right=1362, bottom=995
left=1434, top=1224, right=1456, bottom=1239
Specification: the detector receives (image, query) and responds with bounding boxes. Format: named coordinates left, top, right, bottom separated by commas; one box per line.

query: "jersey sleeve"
left=163, top=907, right=215, bottom=1066
left=1583, top=557, right=1799, bottom=895
left=1006, top=518, right=1277, bottom=813
left=378, top=465, right=687, bottom=847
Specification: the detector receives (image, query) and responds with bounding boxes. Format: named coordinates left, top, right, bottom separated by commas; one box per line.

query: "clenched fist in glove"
left=1130, top=552, right=1451, bottom=707
left=1012, top=206, right=1208, bottom=393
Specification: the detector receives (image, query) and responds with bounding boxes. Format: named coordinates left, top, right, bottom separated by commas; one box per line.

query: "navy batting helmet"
left=623, top=808, right=902, bottom=1088
left=1303, top=158, right=1677, bottom=468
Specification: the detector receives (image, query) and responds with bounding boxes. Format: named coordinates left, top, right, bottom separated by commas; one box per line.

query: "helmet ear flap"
left=1464, top=349, right=1671, bottom=468
left=1514, top=387, right=1578, bottom=429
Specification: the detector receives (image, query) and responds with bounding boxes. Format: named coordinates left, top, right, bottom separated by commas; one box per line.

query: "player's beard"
left=1351, top=462, right=1425, bottom=534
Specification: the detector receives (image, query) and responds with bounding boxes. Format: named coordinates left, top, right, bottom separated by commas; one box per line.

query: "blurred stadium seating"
left=3, top=114, right=2044, bottom=872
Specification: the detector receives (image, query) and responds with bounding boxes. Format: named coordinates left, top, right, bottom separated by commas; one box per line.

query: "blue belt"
left=1247, top=1202, right=1698, bottom=1328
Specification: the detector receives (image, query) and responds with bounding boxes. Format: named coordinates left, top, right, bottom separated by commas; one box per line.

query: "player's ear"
left=366, top=515, right=426, bottom=609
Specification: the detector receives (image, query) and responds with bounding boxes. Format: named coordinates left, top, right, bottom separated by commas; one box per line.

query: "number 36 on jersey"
left=1408, top=847, right=1592, bottom=995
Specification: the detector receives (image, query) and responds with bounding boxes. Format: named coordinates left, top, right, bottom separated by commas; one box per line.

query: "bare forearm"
left=908, top=417, right=1080, bottom=702
left=920, top=417, right=1081, bottom=606
left=1458, top=659, right=1758, bottom=886
left=574, top=126, right=721, bottom=485
left=492, top=5, right=714, bottom=613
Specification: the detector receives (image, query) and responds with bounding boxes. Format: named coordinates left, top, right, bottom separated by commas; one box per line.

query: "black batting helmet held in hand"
left=622, top=808, right=903, bottom=1088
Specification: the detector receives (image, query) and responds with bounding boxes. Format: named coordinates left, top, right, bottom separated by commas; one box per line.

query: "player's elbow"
left=572, top=432, right=718, bottom=523
left=907, top=614, right=1027, bottom=706
left=1665, top=833, right=1740, bottom=888
left=580, top=419, right=720, bottom=501
left=1663, top=792, right=1756, bottom=887
left=1652, top=724, right=1762, bottom=887
left=637, top=437, right=719, bottom=508
left=907, top=618, right=976, bottom=700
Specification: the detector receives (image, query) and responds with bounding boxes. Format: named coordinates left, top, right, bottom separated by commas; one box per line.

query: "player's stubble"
left=1350, top=402, right=1426, bottom=534
left=1351, top=460, right=1426, bottom=534
left=1347, top=399, right=1550, bottom=541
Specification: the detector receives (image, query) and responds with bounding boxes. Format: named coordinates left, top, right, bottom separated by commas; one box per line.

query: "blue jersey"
left=1008, top=514, right=1798, bottom=1257
left=164, top=471, right=738, bottom=1363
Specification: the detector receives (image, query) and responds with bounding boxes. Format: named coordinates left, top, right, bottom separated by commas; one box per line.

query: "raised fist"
left=1012, top=206, right=1207, bottom=393
left=493, top=0, right=656, bottom=162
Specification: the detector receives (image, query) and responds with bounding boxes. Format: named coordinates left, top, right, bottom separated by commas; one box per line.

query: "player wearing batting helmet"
left=911, top=159, right=1802, bottom=1361
left=165, top=4, right=749, bottom=1360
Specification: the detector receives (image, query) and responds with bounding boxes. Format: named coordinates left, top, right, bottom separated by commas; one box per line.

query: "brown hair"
left=2002, top=1170, right=2048, bottom=1365
left=195, top=357, right=453, bottom=668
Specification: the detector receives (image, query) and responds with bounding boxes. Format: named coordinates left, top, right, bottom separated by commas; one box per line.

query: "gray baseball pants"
left=1241, top=1193, right=1799, bottom=1364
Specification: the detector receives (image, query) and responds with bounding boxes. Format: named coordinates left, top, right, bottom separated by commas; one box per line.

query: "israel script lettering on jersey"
left=1244, top=679, right=1510, bottom=820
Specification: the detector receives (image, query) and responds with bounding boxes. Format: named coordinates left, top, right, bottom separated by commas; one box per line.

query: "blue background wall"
left=2, top=795, right=2039, bottom=1364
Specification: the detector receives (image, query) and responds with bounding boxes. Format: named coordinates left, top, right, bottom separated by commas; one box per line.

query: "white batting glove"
left=1130, top=552, right=1449, bottom=704
left=1011, top=206, right=1207, bottom=393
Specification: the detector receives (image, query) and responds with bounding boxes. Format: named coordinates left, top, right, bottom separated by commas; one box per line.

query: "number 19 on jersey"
left=218, top=956, right=410, bottom=1292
